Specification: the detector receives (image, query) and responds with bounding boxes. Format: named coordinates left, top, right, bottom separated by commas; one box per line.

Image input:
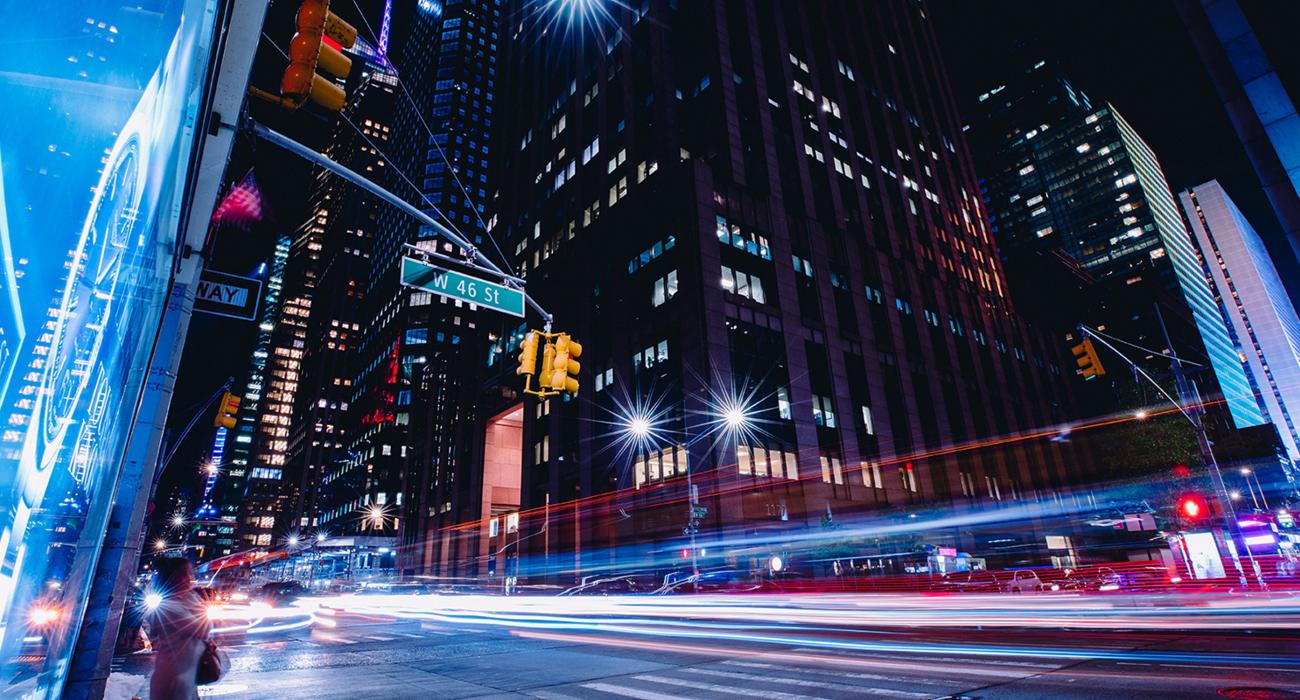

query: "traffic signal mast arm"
left=247, top=120, right=554, bottom=329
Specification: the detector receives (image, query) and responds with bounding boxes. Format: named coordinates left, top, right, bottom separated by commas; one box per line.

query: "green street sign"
left=400, top=256, right=525, bottom=318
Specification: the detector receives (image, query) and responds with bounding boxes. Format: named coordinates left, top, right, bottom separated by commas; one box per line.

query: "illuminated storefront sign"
left=0, top=2, right=220, bottom=695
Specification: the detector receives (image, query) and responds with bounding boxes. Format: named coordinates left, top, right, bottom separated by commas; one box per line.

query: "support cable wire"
left=346, top=0, right=516, bottom=276
left=1080, top=325, right=1194, bottom=425
left=257, top=33, right=476, bottom=266
left=1086, top=326, right=1206, bottom=369
left=247, top=119, right=553, bottom=323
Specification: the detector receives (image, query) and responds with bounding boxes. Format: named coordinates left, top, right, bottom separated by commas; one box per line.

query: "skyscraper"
left=1177, top=0, right=1300, bottom=296
left=968, top=60, right=1266, bottom=430
left=229, top=236, right=292, bottom=549
left=287, top=58, right=397, bottom=536
left=320, top=0, right=502, bottom=553
left=430, top=0, right=1081, bottom=579
left=1180, top=180, right=1300, bottom=468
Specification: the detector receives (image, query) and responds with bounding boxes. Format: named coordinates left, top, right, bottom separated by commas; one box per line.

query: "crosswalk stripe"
left=634, top=673, right=823, bottom=700
left=791, top=648, right=1058, bottom=670
left=682, top=667, right=932, bottom=698
left=723, top=660, right=959, bottom=688
left=580, top=681, right=683, bottom=700
left=782, top=648, right=1046, bottom=678
left=367, top=635, right=396, bottom=641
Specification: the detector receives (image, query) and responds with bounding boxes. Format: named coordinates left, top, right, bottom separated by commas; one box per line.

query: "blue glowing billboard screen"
left=0, top=1, right=220, bottom=695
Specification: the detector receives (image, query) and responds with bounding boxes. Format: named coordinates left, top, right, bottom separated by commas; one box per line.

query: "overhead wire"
left=346, top=0, right=517, bottom=276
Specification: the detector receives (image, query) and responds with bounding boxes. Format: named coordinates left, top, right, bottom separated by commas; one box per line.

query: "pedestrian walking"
left=147, top=557, right=212, bottom=700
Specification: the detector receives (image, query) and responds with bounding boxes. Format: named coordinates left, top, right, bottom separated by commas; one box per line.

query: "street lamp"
left=617, top=399, right=755, bottom=591
left=170, top=513, right=185, bottom=529
left=154, top=538, right=168, bottom=552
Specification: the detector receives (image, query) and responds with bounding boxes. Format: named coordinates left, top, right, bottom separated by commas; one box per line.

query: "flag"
left=210, top=169, right=264, bottom=231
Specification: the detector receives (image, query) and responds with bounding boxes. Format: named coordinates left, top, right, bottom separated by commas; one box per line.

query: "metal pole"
left=248, top=121, right=553, bottom=326
left=1149, top=307, right=1263, bottom=590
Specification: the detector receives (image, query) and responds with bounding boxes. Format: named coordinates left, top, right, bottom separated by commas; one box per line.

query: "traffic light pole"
left=1081, top=320, right=1263, bottom=590
left=245, top=120, right=554, bottom=329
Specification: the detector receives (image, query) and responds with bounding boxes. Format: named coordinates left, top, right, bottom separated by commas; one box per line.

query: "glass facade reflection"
left=0, top=1, right=220, bottom=695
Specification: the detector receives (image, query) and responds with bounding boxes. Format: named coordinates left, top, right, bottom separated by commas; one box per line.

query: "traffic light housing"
left=548, top=333, right=582, bottom=395
left=273, top=0, right=358, bottom=112
left=1071, top=338, right=1105, bottom=380
left=516, top=331, right=539, bottom=376
left=518, top=330, right=581, bottom=397
left=214, top=391, right=240, bottom=429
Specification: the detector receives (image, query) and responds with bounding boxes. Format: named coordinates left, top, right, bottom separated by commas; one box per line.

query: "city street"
left=108, top=594, right=1300, bottom=699
left=9, top=0, right=1300, bottom=697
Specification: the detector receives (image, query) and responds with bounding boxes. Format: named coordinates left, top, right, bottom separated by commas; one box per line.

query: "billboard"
left=0, top=1, right=221, bottom=695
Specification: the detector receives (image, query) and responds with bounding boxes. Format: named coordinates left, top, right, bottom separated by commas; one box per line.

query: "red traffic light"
left=1179, top=495, right=1208, bottom=519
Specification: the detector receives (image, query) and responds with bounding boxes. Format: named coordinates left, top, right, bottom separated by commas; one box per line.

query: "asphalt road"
left=108, top=601, right=1300, bottom=700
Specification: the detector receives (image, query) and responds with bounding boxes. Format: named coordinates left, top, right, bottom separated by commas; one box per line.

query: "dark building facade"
left=423, top=0, right=1088, bottom=581
left=330, top=0, right=503, bottom=555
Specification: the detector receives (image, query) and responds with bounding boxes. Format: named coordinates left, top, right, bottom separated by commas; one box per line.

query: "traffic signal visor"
left=516, top=332, right=539, bottom=376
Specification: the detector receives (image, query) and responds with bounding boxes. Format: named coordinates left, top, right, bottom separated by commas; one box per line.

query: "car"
left=935, top=570, right=1005, bottom=594
left=655, top=569, right=760, bottom=594
left=1003, top=569, right=1047, bottom=594
left=253, top=581, right=305, bottom=606
left=560, top=575, right=647, bottom=596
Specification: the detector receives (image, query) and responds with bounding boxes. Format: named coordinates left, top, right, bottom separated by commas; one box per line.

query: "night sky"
left=931, top=0, right=1300, bottom=292
left=154, top=0, right=1300, bottom=519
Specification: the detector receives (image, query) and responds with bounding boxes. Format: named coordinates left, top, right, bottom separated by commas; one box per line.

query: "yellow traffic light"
left=516, top=331, right=539, bottom=376
left=214, top=391, right=240, bottom=429
left=548, top=333, right=582, bottom=395
left=258, top=0, right=358, bottom=112
left=1071, top=339, right=1105, bottom=381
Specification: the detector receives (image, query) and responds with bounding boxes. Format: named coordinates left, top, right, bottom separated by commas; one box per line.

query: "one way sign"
left=195, top=269, right=262, bottom=321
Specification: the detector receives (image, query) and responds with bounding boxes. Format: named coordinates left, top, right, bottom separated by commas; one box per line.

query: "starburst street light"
left=154, top=538, right=168, bottom=552
left=723, top=405, right=747, bottom=430
left=170, top=513, right=185, bottom=529
left=627, top=415, right=652, bottom=438
left=363, top=504, right=391, bottom=531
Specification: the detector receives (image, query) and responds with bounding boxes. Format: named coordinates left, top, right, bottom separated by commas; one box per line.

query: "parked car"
left=1003, top=569, right=1047, bottom=594
left=934, top=571, right=1005, bottom=594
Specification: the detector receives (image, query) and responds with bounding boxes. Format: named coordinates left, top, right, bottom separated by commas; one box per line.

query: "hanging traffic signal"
left=548, top=333, right=582, bottom=395
left=214, top=391, right=240, bottom=429
left=1071, top=338, right=1105, bottom=380
left=261, top=0, right=358, bottom=112
left=516, top=331, right=539, bottom=376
